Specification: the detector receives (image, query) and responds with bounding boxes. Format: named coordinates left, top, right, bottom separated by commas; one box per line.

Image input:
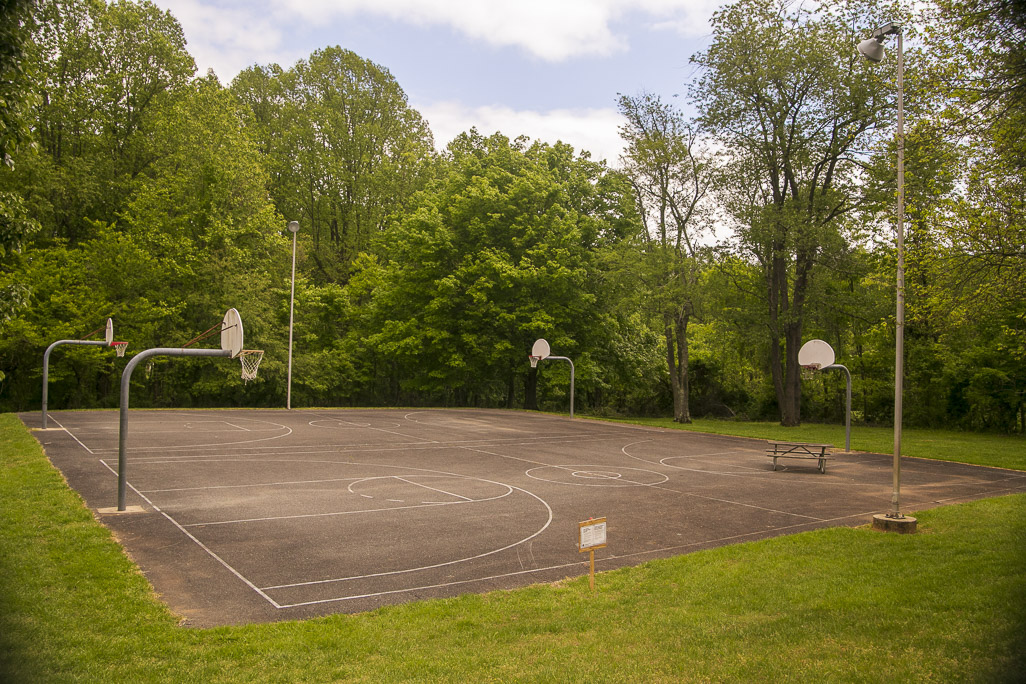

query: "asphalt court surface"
left=23, top=408, right=1026, bottom=627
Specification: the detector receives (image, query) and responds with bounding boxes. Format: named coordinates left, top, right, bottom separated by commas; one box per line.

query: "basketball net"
left=239, top=349, right=264, bottom=382
left=801, top=364, right=819, bottom=381
left=111, top=341, right=128, bottom=358
left=529, top=355, right=540, bottom=368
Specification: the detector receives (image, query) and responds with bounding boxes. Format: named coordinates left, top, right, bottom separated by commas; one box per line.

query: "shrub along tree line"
left=0, top=0, right=1022, bottom=432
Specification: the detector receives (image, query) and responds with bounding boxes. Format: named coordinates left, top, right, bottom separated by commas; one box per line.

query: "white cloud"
left=155, top=0, right=721, bottom=81
left=418, top=101, right=627, bottom=165
left=281, top=0, right=717, bottom=60
left=155, top=0, right=299, bottom=79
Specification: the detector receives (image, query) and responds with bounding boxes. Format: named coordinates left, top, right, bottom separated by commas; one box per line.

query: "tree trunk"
left=767, top=239, right=802, bottom=426
left=524, top=367, right=539, bottom=410
left=660, top=315, right=685, bottom=422
left=675, top=312, right=692, bottom=423
left=505, top=370, right=515, bottom=409
left=781, top=321, right=802, bottom=426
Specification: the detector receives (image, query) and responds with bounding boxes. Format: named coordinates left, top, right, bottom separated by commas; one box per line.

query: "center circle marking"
left=526, top=464, right=668, bottom=487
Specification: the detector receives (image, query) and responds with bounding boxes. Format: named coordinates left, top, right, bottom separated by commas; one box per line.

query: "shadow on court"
left=22, top=408, right=1026, bottom=627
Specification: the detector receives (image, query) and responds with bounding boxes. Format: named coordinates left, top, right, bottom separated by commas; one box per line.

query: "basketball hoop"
left=529, top=355, right=541, bottom=368
left=239, top=349, right=264, bottom=382
left=801, top=364, right=819, bottom=381
left=111, top=341, right=128, bottom=358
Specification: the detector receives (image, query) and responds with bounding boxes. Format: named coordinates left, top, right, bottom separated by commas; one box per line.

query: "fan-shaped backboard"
left=221, top=308, right=244, bottom=358
left=798, top=339, right=835, bottom=369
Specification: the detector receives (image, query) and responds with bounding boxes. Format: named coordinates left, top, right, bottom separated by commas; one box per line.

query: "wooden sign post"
left=578, top=517, right=607, bottom=591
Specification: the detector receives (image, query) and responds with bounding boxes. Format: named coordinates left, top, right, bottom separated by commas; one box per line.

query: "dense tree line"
left=0, top=0, right=1023, bottom=433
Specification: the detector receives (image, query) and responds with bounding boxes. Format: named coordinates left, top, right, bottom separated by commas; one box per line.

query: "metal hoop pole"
left=41, top=339, right=110, bottom=429
left=117, top=347, right=232, bottom=511
left=824, top=364, right=852, bottom=452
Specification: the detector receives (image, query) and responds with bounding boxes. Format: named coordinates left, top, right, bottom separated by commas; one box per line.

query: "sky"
left=149, top=0, right=724, bottom=165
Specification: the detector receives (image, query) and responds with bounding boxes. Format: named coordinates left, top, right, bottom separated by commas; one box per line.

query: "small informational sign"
left=579, top=517, right=607, bottom=552
left=578, top=517, right=606, bottom=592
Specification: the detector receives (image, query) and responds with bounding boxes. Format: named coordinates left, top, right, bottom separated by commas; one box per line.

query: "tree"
left=347, top=132, right=641, bottom=409
left=0, top=72, right=288, bottom=411
left=691, top=0, right=898, bottom=425
left=919, top=0, right=1026, bottom=355
left=14, top=0, right=194, bottom=244
left=232, top=47, right=435, bottom=283
left=116, top=75, right=289, bottom=406
left=0, top=0, right=40, bottom=267
left=929, top=0, right=1026, bottom=126
left=0, top=0, right=36, bottom=169
left=618, top=92, right=713, bottom=423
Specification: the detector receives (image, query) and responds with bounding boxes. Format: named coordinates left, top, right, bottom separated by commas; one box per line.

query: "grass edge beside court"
left=2, top=411, right=1025, bottom=682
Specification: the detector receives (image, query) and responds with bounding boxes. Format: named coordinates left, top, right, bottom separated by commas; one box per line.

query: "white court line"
left=175, top=488, right=514, bottom=527
left=676, top=489, right=825, bottom=521
left=621, top=440, right=787, bottom=479
left=267, top=509, right=879, bottom=609
left=96, top=460, right=284, bottom=609
left=44, top=416, right=95, bottom=455
left=621, top=440, right=909, bottom=489
left=102, top=434, right=633, bottom=463
left=457, top=445, right=554, bottom=467
left=139, top=475, right=373, bottom=493
left=394, top=476, right=473, bottom=501
left=180, top=494, right=504, bottom=529
left=88, top=432, right=599, bottom=455
left=305, top=409, right=439, bottom=446
left=200, top=421, right=253, bottom=432
left=260, top=485, right=553, bottom=592
left=274, top=560, right=590, bottom=607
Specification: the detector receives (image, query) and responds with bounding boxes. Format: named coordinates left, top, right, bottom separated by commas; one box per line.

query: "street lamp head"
left=858, top=36, right=886, bottom=62
left=288, top=220, right=300, bottom=234
left=858, top=22, right=900, bottom=63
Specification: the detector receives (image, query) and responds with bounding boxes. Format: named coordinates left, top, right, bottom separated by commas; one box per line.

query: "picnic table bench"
left=766, top=441, right=831, bottom=473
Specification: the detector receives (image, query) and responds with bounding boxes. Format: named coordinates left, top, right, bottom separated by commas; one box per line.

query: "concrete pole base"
left=872, top=513, right=917, bottom=533
left=97, top=505, right=146, bottom=515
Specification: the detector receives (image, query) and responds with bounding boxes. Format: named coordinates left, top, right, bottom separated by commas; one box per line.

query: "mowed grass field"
left=2, top=412, right=1024, bottom=682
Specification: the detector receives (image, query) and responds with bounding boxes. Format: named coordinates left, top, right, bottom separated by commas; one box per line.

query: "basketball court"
left=21, top=407, right=1026, bottom=627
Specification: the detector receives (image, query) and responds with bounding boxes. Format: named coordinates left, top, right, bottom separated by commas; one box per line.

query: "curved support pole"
left=42, top=340, right=110, bottom=429
left=543, top=355, right=575, bottom=419
left=824, top=364, right=852, bottom=452
left=117, top=347, right=233, bottom=511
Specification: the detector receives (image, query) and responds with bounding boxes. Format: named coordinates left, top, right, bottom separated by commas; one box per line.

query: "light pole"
left=859, top=22, right=914, bottom=529
left=287, top=220, right=299, bottom=410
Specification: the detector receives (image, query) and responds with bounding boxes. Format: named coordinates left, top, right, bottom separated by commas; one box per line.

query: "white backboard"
left=221, top=308, right=244, bottom=358
left=798, top=339, right=835, bottom=369
left=105, top=318, right=114, bottom=345
left=531, top=338, right=550, bottom=359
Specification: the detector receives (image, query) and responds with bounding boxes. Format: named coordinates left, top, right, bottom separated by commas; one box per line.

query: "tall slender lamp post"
left=859, top=23, right=915, bottom=532
left=287, top=220, right=300, bottom=410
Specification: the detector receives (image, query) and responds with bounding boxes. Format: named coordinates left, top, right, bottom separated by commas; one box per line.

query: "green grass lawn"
left=2, top=412, right=1025, bottom=682
left=590, top=415, right=1026, bottom=471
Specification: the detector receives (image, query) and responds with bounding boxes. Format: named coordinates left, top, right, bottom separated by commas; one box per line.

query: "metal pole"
left=825, top=364, right=852, bottom=452
left=41, top=340, right=110, bottom=429
left=287, top=221, right=299, bottom=410
left=892, top=30, right=905, bottom=518
left=117, top=347, right=233, bottom=511
left=843, top=366, right=851, bottom=452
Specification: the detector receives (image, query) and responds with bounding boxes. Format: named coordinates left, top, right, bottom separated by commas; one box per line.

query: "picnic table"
left=766, top=441, right=831, bottom=474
